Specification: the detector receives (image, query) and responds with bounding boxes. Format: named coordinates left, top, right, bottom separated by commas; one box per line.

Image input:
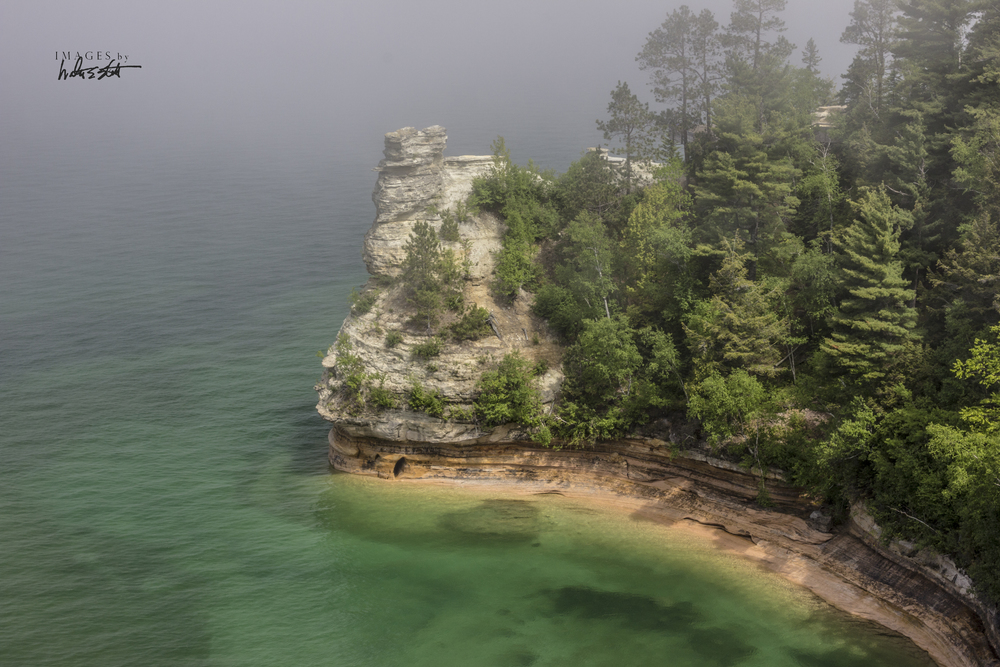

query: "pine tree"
left=684, top=240, right=787, bottom=378
left=840, top=0, right=898, bottom=118
left=723, top=0, right=795, bottom=131
left=637, top=6, right=722, bottom=152
left=402, top=221, right=444, bottom=330
left=693, top=98, right=801, bottom=277
left=822, top=187, right=918, bottom=383
left=596, top=81, right=656, bottom=191
left=890, top=0, right=978, bottom=240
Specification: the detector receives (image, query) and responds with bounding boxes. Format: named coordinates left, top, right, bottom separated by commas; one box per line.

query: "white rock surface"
left=318, top=126, right=564, bottom=444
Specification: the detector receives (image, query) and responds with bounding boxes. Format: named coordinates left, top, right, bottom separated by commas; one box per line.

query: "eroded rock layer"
left=318, top=127, right=1000, bottom=667
left=328, top=428, right=1000, bottom=667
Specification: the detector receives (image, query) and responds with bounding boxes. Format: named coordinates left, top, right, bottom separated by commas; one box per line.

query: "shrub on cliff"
left=470, top=137, right=556, bottom=302
left=349, top=287, right=379, bottom=315
left=450, top=305, right=492, bottom=342
left=474, top=351, right=543, bottom=429
left=408, top=380, right=445, bottom=418
left=333, top=334, right=396, bottom=414
left=411, top=336, right=443, bottom=359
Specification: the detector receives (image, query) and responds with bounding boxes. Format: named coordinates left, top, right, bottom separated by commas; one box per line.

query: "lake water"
left=0, top=127, right=937, bottom=666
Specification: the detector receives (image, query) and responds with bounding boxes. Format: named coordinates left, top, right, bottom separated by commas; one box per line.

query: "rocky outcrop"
left=317, top=127, right=1000, bottom=667
left=364, top=126, right=498, bottom=278
left=317, top=126, right=563, bottom=446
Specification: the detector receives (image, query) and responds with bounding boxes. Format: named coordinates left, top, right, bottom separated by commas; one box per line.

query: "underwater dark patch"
left=437, top=499, right=541, bottom=547
left=687, top=627, right=755, bottom=667
left=548, top=586, right=701, bottom=632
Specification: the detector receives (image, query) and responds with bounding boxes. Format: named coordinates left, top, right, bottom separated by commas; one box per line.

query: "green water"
left=0, top=145, right=938, bottom=666
left=0, top=326, right=937, bottom=666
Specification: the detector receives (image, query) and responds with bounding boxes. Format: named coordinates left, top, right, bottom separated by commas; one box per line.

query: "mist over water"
left=0, top=2, right=942, bottom=665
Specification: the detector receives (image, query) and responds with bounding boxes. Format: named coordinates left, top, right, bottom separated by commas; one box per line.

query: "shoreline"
left=327, top=430, right=1000, bottom=667
left=390, top=476, right=949, bottom=666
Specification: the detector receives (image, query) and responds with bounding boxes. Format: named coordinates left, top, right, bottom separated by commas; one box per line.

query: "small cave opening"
left=393, top=457, right=409, bottom=478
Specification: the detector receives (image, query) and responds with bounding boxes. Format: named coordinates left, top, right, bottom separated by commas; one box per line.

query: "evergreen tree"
left=840, top=0, right=898, bottom=118
left=621, top=175, right=694, bottom=328
left=801, top=38, right=821, bottom=73
left=822, top=187, right=918, bottom=383
left=637, top=6, right=722, bottom=151
left=596, top=81, right=657, bottom=191
left=723, top=0, right=795, bottom=131
left=402, top=221, right=443, bottom=329
left=890, top=0, right=978, bottom=242
left=684, top=240, right=788, bottom=378
left=795, top=142, right=846, bottom=248
left=932, top=212, right=1000, bottom=336
left=693, top=96, right=801, bottom=277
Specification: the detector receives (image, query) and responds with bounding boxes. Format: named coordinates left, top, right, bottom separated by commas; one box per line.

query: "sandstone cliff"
left=316, top=127, right=1000, bottom=667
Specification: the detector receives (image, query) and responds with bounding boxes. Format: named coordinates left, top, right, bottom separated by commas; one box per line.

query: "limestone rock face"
left=363, top=126, right=496, bottom=277
left=318, top=126, right=563, bottom=448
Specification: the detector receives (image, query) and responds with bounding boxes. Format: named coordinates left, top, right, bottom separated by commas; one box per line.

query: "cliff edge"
left=316, top=127, right=1000, bottom=667
left=317, top=126, right=563, bottom=445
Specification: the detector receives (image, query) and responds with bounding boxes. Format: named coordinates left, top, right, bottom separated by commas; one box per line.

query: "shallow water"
left=0, top=135, right=936, bottom=666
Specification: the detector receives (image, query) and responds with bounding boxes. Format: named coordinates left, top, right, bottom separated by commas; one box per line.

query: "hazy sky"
left=0, top=0, right=860, bottom=167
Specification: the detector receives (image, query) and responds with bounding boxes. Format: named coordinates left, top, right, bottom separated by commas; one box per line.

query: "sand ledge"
left=329, top=429, right=1000, bottom=667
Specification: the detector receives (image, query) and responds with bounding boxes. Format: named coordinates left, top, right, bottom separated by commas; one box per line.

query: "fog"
left=1, top=0, right=859, bottom=171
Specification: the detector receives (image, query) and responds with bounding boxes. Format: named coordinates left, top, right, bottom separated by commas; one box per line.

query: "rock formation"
left=317, top=126, right=563, bottom=444
left=317, top=127, right=1000, bottom=667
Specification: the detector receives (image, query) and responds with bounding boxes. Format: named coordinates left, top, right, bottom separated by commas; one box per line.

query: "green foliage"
left=636, top=6, right=721, bottom=152
left=474, top=351, right=544, bottom=429
left=532, top=283, right=591, bottom=340
left=408, top=380, right=445, bottom=418
left=839, top=0, right=897, bottom=117
left=596, top=81, right=658, bottom=190
left=333, top=335, right=396, bottom=413
left=450, top=306, right=492, bottom=342
left=492, top=232, right=538, bottom=300
left=928, top=424, right=1000, bottom=600
left=411, top=336, right=443, bottom=359
left=447, top=405, right=475, bottom=423
left=402, top=221, right=444, bottom=328
left=401, top=221, right=466, bottom=329
left=694, top=100, right=803, bottom=274
left=335, top=334, right=367, bottom=395
left=562, top=211, right=616, bottom=319
left=621, top=176, right=693, bottom=324
left=470, top=138, right=555, bottom=302
left=684, top=241, right=788, bottom=378
left=438, top=208, right=461, bottom=243
left=385, top=330, right=404, bottom=349
left=821, top=187, right=919, bottom=386
left=952, top=325, right=1000, bottom=432
left=367, top=374, right=397, bottom=410
left=349, top=287, right=379, bottom=315
left=555, top=315, right=661, bottom=442
left=556, top=150, right=622, bottom=220
left=688, top=369, right=769, bottom=445
left=445, top=291, right=464, bottom=312
left=564, top=316, right=643, bottom=410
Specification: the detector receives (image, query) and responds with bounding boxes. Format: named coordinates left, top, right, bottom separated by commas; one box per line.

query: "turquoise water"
left=0, top=140, right=937, bottom=666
